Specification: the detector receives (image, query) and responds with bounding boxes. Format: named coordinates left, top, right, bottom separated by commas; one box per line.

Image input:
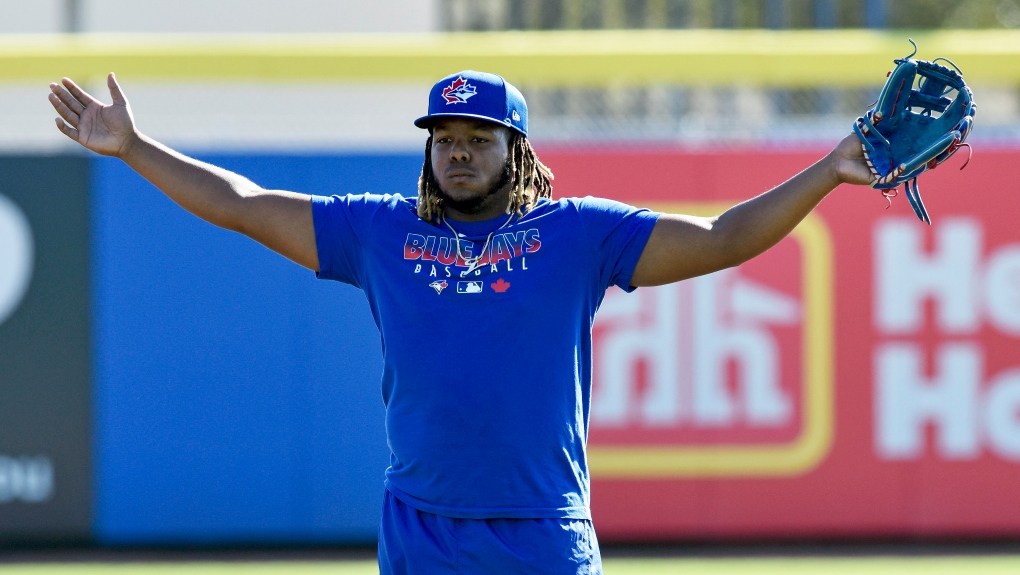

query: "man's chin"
left=437, top=183, right=494, bottom=213
left=439, top=191, right=488, bottom=215
left=437, top=168, right=510, bottom=216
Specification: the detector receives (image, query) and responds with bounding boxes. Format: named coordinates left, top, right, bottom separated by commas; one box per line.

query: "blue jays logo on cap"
left=442, top=77, right=477, bottom=104
left=415, top=70, right=528, bottom=137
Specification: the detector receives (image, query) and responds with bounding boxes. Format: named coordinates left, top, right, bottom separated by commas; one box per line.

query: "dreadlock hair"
left=417, top=130, right=554, bottom=224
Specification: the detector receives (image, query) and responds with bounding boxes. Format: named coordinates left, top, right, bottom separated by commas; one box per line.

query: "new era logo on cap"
left=442, top=77, right=477, bottom=104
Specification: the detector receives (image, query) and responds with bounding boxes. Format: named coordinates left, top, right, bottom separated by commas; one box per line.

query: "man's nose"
left=449, top=141, right=470, bottom=162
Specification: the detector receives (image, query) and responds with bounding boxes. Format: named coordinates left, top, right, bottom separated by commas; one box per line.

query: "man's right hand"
left=47, top=72, right=319, bottom=272
left=49, top=73, right=138, bottom=158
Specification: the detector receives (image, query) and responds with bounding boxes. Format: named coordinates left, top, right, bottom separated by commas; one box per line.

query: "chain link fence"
left=441, top=0, right=1020, bottom=31
left=441, top=0, right=1020, bottom=146
left=520, top=84, right=1019, bottom=146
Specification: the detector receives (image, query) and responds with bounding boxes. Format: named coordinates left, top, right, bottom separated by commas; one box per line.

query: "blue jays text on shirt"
left=403, top=228, right=541, bottom=278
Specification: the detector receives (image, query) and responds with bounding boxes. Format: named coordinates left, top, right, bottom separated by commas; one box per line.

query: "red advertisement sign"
left=543, top=147, right=1020, bottom=540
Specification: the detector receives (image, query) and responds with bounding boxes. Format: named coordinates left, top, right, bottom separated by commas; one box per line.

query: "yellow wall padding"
left=9, top=30, right=1017, bottom=87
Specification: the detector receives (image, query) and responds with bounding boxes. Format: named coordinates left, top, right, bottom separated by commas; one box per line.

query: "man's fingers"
left=49, top=82, right=85, bottom=115
left=60, top=77, right=98, bottom=107
left=48, top=92, right=80, bottom=126
left=107, top=72, right=127, bottom=106
left=54, top=117, right=80, bottom=142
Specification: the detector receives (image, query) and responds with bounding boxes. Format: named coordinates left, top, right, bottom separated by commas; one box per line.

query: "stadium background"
left=3, top=0, right=1020, bottom=571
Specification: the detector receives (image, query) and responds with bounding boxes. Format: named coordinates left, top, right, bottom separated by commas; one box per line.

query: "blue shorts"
left=378, top=490, right=602, bottom=575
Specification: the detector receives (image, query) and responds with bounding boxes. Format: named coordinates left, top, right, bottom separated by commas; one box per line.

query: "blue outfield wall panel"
left=91, top=153, right=422, bottom=544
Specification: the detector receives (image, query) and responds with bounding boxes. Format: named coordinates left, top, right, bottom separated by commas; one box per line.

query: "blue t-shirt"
left=312, top=194, right=659, bottom=520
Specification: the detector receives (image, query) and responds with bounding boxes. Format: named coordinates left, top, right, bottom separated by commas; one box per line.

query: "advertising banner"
left=0, top=156, right=92, bottom=541
left=540, top=147, right=1020, bottom=540
left=83, top=148, right=1018, bottom=543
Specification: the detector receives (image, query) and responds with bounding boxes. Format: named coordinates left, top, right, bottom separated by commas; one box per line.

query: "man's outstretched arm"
left=630, top=134, right=873, bottom=287
left=48, top=73, right=319, bottom=271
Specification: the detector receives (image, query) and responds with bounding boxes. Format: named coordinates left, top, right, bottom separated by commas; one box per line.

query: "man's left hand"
left=828, top=132, right=875, bottom=187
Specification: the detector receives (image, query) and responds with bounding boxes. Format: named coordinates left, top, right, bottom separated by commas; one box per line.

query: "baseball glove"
left=853, top=39, right=976, bottom=224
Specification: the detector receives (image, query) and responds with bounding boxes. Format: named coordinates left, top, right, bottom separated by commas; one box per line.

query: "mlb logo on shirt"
left=457, top=281, right=484, bottom=294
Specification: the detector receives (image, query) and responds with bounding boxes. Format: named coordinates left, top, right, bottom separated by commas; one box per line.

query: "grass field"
left=3, top=556, right=1020, bottom=574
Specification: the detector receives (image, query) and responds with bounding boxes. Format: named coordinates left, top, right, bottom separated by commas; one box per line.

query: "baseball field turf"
left=3, top=556, right=1020, bottom=574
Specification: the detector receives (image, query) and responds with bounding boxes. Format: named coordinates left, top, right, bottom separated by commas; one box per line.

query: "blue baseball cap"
left=414, top=70, right=528, bottom=137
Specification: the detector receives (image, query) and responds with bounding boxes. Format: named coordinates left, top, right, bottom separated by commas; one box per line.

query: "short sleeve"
left=571, top=196, right=660, bottom=292
left=311, top=194, right=381, bottom=288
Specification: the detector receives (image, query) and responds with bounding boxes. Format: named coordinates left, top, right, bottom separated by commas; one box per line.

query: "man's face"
left=430, top=118, right=512, bottom=219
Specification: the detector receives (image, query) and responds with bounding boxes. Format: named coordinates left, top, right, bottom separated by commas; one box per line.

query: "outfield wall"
left=0, top=157, right=92, bottom=541
left=1, top=146, right=1018, bottom=544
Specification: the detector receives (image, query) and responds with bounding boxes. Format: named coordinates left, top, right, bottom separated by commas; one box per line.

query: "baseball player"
left=48, top=70, right=873, bottom=573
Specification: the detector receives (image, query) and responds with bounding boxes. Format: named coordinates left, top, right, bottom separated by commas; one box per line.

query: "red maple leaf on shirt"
left=491, top=278, right=511, bottom=293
